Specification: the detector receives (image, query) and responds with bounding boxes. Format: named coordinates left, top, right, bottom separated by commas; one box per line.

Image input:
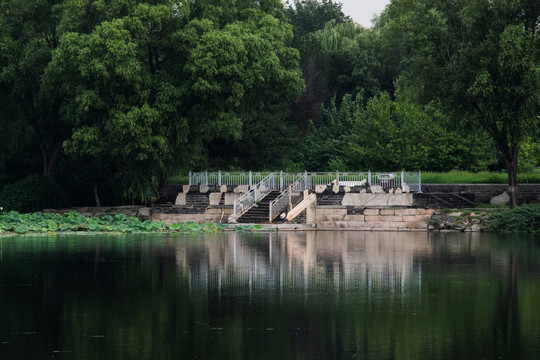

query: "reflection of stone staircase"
left=236, top=191, right=281, bottom=223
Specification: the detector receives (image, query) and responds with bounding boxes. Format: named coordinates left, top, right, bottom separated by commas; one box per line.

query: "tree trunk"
left=156, top=175, right=168, bottom=204
left=40, top=142, right=61, bottom=182
left=92, top=182, right=101, bottom=208
left=502, top=147, right=519, bottom=208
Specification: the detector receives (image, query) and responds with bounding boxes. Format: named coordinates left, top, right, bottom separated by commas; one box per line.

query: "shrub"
left=486, top=204, right=540, bottom=233
left=0, top=174, right=70, bottom=213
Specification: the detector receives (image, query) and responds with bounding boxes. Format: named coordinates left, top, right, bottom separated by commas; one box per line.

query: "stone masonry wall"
left=314, top=206, right=434, bottom=231
left=421, top=184, right=540, bottom=205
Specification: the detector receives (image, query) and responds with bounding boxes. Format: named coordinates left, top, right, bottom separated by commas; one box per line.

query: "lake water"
left=1, top=231, right=540, bottom=360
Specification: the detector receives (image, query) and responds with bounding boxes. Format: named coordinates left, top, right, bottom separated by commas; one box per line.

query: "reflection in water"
left=175, top=232, right=432, bottom=300
left=0, top=232, right=539, bottom=360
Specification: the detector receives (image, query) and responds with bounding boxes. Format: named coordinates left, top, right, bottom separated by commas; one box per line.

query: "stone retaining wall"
left=422, top=184, right=540, bottom=205
left=152, top=206, right=232, bottom=225
left=314, top=206, right=434, bottom=231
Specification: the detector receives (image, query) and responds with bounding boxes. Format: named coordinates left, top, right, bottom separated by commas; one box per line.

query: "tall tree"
left=0, top=0, right=69, bottom=181
left=385, top=0, right=540, bottom=207
left=48, top=0, right=303, bottom=200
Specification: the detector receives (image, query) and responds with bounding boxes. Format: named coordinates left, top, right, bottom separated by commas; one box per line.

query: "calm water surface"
left=1, top=231, right=540, bottom=360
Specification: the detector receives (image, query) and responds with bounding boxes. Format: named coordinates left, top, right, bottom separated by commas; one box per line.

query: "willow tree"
left=385, top=0, right=540, bottom=207
left=47, top=0, right=303, bottom=200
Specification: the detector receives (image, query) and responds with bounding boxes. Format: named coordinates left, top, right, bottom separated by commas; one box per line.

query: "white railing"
left=190, top=170, right=422, bottom=193
left=232, top=173, right=278, bottom=221
left=269, top=174, right=309, bottom=222
left=189, top=171, right=269, bottom=187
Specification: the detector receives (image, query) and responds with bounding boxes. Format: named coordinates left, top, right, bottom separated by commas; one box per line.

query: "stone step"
left=236, top=191, right=281, bottom=223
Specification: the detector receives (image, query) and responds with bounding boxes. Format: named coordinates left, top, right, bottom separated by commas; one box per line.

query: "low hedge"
left=0, top=174, right=70, bottom=213
left=486, top=204, right=540, bottom=233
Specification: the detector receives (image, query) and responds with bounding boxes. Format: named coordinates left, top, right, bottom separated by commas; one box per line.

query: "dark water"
left=1, top=231, right=540, bottom=360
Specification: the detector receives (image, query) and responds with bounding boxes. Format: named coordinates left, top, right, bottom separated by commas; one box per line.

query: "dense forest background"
left=0, top=0, right=539, bottom=208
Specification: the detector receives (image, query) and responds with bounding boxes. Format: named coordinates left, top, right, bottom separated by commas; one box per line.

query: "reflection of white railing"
left=232, top=174, right=277, bottom=221
left=190, top=170, right=421, bottom=193
left=269, top=174, right=309, bottom=222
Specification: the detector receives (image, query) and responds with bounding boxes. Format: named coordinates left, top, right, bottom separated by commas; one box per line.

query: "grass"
left=422, top=168, right=540, bottom=184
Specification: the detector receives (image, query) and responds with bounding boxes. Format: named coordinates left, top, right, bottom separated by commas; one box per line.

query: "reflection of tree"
left=1, top=234, right=540, bottom=359
left=496, top=253, right=521, bottom=358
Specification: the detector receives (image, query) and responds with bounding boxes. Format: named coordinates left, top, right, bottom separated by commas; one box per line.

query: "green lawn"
left=422, top=169, right=540, bottom=184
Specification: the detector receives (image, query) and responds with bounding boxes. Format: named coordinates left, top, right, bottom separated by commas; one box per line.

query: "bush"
left=0, top=174, right=69, bottom=213
left=486, top=204, right=540, bottom=233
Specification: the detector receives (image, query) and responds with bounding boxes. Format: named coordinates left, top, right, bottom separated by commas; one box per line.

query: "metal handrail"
left=269, top=174, right=308, bottom=222
left=232, top=173, right=276, bottom=221
left=190, top=171, right=422, bottom=193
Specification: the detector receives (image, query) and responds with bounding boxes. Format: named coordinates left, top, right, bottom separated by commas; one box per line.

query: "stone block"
left=182, top=185, right=190, bottom=193
left=234, top=185, right=249, bottom=193
left=346, top=221, right=369, bottom=228
left=360, top=189, right=366, bottom=193
left=395, top=208, right=418, bottom=216
left=225, top=192, right=242, bottom=205
left=137, top=207, right=152, bottom=220
left=342, top=193, right=360, bottom=206
left=316, top=221, right=335, bottom=228
left=175, top=193, right=186, bottom=205
left=343, top=186, right=351, bottom=193
left=334, top=221, right=348, bottom=228
left=199, top=185, right=209, bottom=193
left=365, top=221, right=390, bottom=230
left=220, top=185, right=227, bottom=193
left=417, top=208, right=435, bottom=216
left=490, top=192, right=510, bottom=205
left=403, top=215, right=428, bottom=222
left=208, top=192, right=222, bottom=206
left=395, top=187, right=402, bottom=194
left=364, top=209, right=380, bottom=216
left=380, top=209, right=395, bottom=216
left=387, top=194, right=414, bottom=207
left=364, top=215, right=383, bottom=222
left=315, top=185, right=327, bottom=193
left=389, top=222, right=409, bottom=229
left=402, top=184, right=410, bottom=193
left=332, top=184, right=340, bottom=193
left=382, top=215, right=404, bottom=222
left=344, top=215, right=365, bottom=222
left=370, top=185, right=383, bottom=194
left=317, top=210, right=346, bottom=221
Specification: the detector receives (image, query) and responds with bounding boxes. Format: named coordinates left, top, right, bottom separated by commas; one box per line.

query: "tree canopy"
left=384, top=0, right=540, bottom=206
left=1, top=0, right=539, bottom=207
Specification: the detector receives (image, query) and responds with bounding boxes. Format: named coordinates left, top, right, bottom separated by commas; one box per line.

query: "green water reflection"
left=1, top=231, right=539, bottom=359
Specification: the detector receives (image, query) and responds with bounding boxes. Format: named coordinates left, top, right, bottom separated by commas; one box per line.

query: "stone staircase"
left=185, top=192, right=210, bottom=212
left=413, top=192, right=476, bottom=208
left=236, top=191, right=281, bottom=223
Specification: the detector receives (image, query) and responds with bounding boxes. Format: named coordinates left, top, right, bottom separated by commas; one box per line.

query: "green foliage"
left=48, top=0, right=303, bottom=200
left=0, top=175, right=69, bottom=213
left=487, top=204, right=540, bottom=233
left=284, top=0, right=351, bottom=40
left=385, top=0, right=540, bottom=206
left=297, top=83, right=498, bottom=172
left=0, top=211, right=236, bottom=235
left=298, top=94, right=359, bottom=171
